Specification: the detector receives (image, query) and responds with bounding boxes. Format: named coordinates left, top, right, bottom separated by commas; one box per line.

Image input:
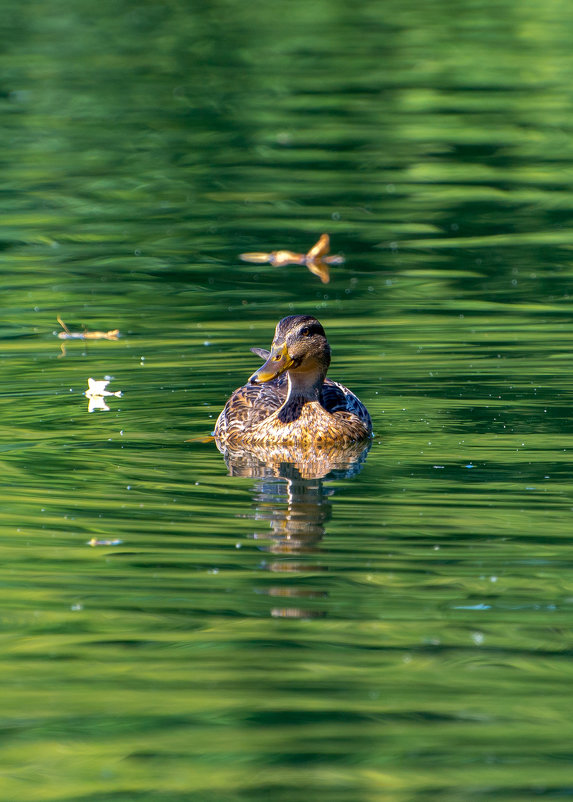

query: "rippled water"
left=2, top=1, right=573, bottom=800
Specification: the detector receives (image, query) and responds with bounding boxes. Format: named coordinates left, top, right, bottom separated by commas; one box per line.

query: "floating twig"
left=56, top=316, right=120, bottom=357
left=57, top=316, right=120, bottom=341
left=88, top=538, right=123, bottom=547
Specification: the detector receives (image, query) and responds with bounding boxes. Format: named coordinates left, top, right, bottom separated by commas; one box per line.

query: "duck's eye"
left=301, top=326, right=310, bottom=336
left=273, top=353, right=281, bottom=361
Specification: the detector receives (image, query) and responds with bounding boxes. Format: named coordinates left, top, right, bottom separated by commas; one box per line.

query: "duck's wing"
left=219, top=347, right=279, bottom=435
left=214, top=374, right=288, bottom=439
left=320, top=378, right=350, bottom=413
left=250, top=347, right=270, bottom=360
left=321, top=378, right=372, bottom=425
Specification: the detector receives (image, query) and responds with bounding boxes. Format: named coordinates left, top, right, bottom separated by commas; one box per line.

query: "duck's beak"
left=249, top=342, right=294, bottom=384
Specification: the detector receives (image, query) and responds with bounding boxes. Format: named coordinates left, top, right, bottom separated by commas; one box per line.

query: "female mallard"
left=214, top=315, right=372, bottom=447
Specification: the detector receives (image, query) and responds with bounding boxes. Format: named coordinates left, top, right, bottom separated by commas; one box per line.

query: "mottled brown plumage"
left=213, top=315, right=372, bottom=447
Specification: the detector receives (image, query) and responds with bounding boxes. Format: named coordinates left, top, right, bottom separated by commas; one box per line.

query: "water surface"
left=2, top=1, right=573, bottom=800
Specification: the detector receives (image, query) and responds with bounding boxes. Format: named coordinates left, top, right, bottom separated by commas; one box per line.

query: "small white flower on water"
left=86, top=395, right=110, bottom=413
left=85, top=377, right=123, bottom=398
left=85, top=378, right=122, bottom=412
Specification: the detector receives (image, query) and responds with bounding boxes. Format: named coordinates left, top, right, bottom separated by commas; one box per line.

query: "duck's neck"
left=277, top=370, right=324, bottom=423
left=289, top=366, right=326, bottom=400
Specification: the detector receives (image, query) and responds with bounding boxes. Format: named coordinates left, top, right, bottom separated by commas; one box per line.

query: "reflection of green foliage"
left=2, top=0, right=573, bottom=800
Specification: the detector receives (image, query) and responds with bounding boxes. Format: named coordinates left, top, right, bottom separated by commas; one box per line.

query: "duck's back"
left=214, top=374, right=371, bottom=445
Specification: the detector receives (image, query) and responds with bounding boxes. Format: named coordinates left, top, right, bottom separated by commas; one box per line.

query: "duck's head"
left=249, top=315, right=331, bottom=387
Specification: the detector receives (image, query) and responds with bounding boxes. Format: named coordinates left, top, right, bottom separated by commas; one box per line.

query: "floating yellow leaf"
left=239, top=233, right=344, bottom=284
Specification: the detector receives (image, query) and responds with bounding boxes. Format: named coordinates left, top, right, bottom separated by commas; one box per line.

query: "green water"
left=2, top=1, right=573, bottom=800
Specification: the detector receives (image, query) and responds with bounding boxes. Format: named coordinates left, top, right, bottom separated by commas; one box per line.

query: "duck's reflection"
left=216, top=439, right=370, bottom=618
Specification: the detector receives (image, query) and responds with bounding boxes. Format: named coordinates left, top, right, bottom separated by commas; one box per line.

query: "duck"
left=213, top=315, right=372, bottom=448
